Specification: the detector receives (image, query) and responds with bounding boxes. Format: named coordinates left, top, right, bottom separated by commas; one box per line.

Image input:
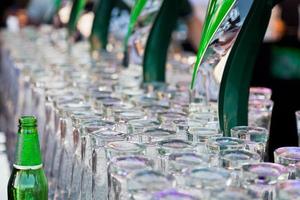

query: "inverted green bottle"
left=7, top=116, right=48, bottom=200
left=68, top=0, right=86, bottom=36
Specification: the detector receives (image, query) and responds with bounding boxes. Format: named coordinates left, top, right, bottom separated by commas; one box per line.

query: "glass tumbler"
left=220, top=149, right=261, bottom=186
left=114, top=110, right=145, bottom=133
left=231, top=126, right=269, bottom=160
left=166, top=152, right=211, bottom=183
left=248, top=99, right=273, bottom=130
left=127, top=119, right=159, bottom=137
left=249, top=87, right=272, bottom=100
left=80, top=127, right=122, bottom=200
left=158, top=111, right=187, bottom=125
left=187, top=127, right=223, bottom=153
left=295, top=111, right=300, bottom=146
left=274, top=147, right=300, bottom=179
left=69, top=117, right=110, bottom=200
left=296, top=162, right=300, bottom=179
left=276, top=180, right=300, bottom=200
left=241, top=162, right=289, bottom=200
left=182, top=167, right=231, bottom=196
left=89, top=130, right=128, bottom=200
left=206, top=137, right=246, bottom=155
left=54, top=103, right=91, bottom=199
left=105, top=141, right=146, bottom=160
left=127, top=169, right=176, bottom=200
left=140, top=127, right=180, bottom=144
left=156, top=139, right=196, bottom=171
left=108, top=156, right=154, bottom=200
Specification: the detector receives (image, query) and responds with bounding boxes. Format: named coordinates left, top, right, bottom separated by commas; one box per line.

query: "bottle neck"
left=15, top=125, right=43, bottom=168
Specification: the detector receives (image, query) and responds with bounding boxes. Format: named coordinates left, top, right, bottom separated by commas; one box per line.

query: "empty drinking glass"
left=295, top=111, right=300, bottom=146
left=182, top=167, right=231, bottom=194
left=140, top=127, right=179, bottom=144
left=296, top=162, right=300, bottom=179
left=274, top=147, right=300, bottom=179
left=220, top=149, right=261, bottom=186
left=248, top=99, right=273, bottom=130
left=127, top=169, right=175, bottom=200
left=206, top=137, right=246, bottom=155
left=127, top=119, right=159, bottom=136
left=276, top=180, right=300, bottom=200
left=108, top=156, right=154, bottom=200
left=90, top=132, right=130, bottom=199
left=166, top=152, right=211, bottom=182
left=156, top=139, right=195, bottom=171
left=188, top=127, right=222, bottom=153
left=231, top=126, right=269, bottom=160
left=241, top=162, right=289, bottom=200
left=54, top=103, right=91, bottom=199
left=249, top=87, right=272, bottom=100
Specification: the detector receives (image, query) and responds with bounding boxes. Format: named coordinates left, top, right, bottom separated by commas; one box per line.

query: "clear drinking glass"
left=295, top=111, right=300, bottom=146
left=156, top=139, right=195, bottom=171
left=220, top=149, right=261, bottom=170
left=276, top=180, right=300, bottom=200
left=89, top=130, right=128, bottom=199
left=108, top=156, right=154, bottom=200
left=166, top=152, right=211, bottom=182
left=80, top=126, right=120, bottom=200
left=249, top=87, right=272, bottom=100
left=182, top=167, right=231, bottom=194
left=139, top=127, right=179, bottom=144
left=220, top=149, right=261, bottom=186
left=127, top=169, right=175, bottom=200
left=127, top=119, right=159, bottom=138
left=274, top=147, right=300, bottom=179
left=69, top=115, right=109, bottom=200
left=54, top=102, right=91, bottom=199
left=105, top=141, right=146, bottom=158
left=143, top=103, right=170, bottom=119
left=114, top=110, right=146, bottom=133
left=248, top=99, right=273, bottom=130
left=241, top=162, right=289, bottom=200
left=296, top=162, right=300, bottom=179
left=158, top=111, right=187, bottom=125
left=188, top=127, right=223, bottom=153
left=206, top=137, right=246, bottom=155
left=231, top=126, right=269, bottom=160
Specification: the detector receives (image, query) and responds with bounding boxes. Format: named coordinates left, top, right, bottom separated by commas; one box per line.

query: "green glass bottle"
left=68, top=0, right=86, bottom=36
left=7, top=116, right=48, bottom=200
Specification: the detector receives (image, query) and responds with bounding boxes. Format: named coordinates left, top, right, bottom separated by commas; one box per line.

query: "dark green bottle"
left=7, top=116, right=48, bottom=200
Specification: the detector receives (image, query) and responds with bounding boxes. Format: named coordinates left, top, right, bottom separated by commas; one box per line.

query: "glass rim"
left=274, top=146, right=300, bottom=162
left=241, top=162, right=289, bottom=182
left=105, top=141, right=145, bottom=153
left=220, top=149, right=261, bottom=161
left=231, top=126, right=268, bottom=133
left=127, top=169, right=175, bottom=191
left=206, top=137, right=246, bottom=148
left=108, top=155, right=154, bottom=175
